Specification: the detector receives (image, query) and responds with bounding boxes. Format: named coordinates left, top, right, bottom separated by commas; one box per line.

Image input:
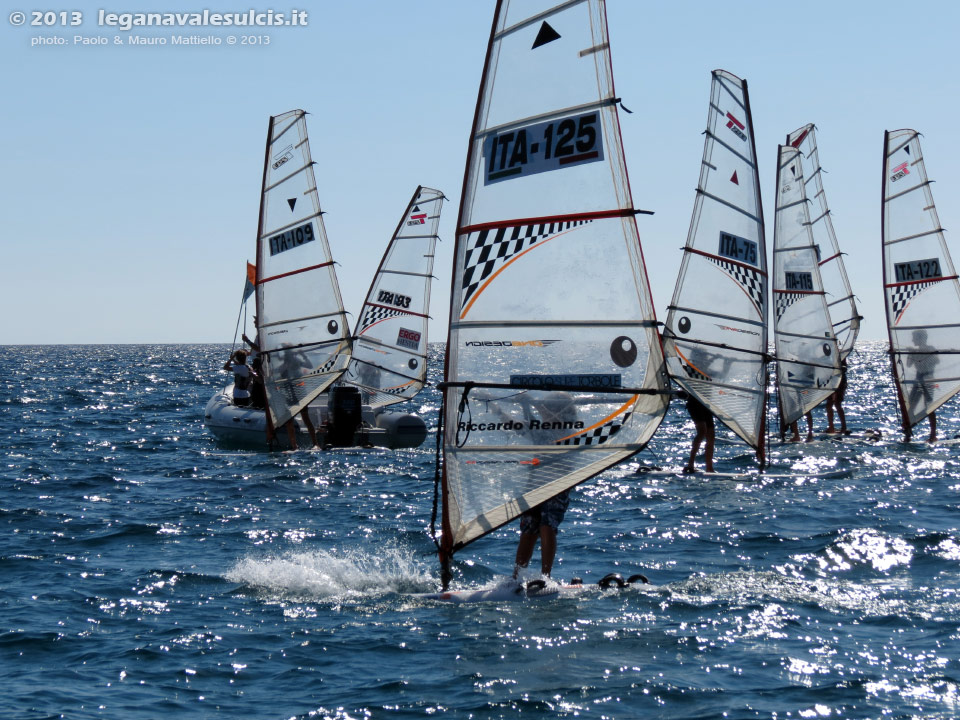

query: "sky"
left=2, top=1, right=959, bottom=345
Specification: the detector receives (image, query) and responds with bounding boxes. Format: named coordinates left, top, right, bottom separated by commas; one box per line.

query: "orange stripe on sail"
left=674, top=346, right=712, bottom=381
left=459, top=226, right=580, bottom=320
left=556, top=396, right=637, bottom=443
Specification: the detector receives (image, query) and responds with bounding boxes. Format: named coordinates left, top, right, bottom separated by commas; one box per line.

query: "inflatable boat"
left=204, top=384, right=428, bottom=450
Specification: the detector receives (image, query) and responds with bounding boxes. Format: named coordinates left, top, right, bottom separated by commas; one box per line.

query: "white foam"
left=225, top=542, right=435, bottom=599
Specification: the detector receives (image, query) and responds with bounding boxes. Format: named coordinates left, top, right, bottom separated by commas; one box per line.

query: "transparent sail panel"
left=442, top=0, right=668, bottom=553
left=663, top=70, right=767, bottom=449
left=343, top=187, right=444, bottom=409
left=772, top=144, right=840, bottom=429
left=256, top=110, right=350, bottom=428
left=882, top=129, right=960, bottom=428
left=787, top=124, right=860, bottom=358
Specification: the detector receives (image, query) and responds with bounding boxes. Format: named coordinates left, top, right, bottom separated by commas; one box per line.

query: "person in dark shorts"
left=512, top=392, right=576, bottom=578
left=513, top=490, right=570, bottom=579
left=825, top=358, right=849, bottom=435
left=684, top=393, right=715, bottom=473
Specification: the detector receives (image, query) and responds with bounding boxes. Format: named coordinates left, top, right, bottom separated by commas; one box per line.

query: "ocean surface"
left=3, top=341, right=960, bottom=719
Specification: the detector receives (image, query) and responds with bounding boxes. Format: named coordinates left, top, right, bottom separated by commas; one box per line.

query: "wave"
left=224, top=542, right=435, bottom=599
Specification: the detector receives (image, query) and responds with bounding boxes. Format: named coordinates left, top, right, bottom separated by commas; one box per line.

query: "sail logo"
left=396, top=327, right=421, bottom=350
left=268, top=221, right=315, bottom=256
left=272, top=144, right=294, bottom=170
left=464, top=340, right=560, bottom=348
left=890, top=162, right=909, bottom=182
left=377, top=290, right=412, bottom=309
left=407, top=212, right=427, bottom=226
left=725, top=112, right=748, bottom=142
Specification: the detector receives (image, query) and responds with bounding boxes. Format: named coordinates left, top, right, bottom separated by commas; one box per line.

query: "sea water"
left=2, top=342, right=959, bottom=719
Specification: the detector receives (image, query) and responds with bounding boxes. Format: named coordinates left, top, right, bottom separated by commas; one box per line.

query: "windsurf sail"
left=882, top=129, right=960, bottom=434
left=662, top=70, right=768, bottom=459
left=343, top=186, right=444, bottom=409
left=787, top=124, right=860, bottom=358
left=437, top=0, right=669, bottom=583
left=771, top=143, right=840, bottom=430
left=254, top=109, right=351, bottom=429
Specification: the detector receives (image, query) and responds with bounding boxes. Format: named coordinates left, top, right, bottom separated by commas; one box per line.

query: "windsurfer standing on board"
left=683, top=392, right=715, bottom=473
left=513, top=392, right=577, bottom=579
left=905, top=329, right=938, bottom=442
left=825, top=358, right=849, bottom=435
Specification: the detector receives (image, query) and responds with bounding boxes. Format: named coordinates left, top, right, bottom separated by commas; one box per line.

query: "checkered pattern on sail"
left=359, top=304, right=407, bottom=333
left=891, top=279, right=942, bottom=321
left=460, top=220, right=591, bottom=310
left=709, top=257, right=764, bottom=315
left=559, top=411, right=632, bottom=446
left=679, top=353, right=710, bottom=381
left=775, top=292, right=804, bottom=320
left=316, top=354, right=341, bottom=374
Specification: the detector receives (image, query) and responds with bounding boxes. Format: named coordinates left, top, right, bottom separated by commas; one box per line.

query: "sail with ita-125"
left=882, top=129, right=960, bottom=435
left=662, top=70, right=768, bottom=462
left=437, top=0, right=669, bottom=583
left=343, top=186, right=444, bottom=409
left=772, top=143, right=840, bottom=431
left=254, top=110, right=351, bottom=430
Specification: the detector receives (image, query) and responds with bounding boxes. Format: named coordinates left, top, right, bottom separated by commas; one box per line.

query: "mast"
left=254, top=110, right=351, bottom=430
left=343, top=186, right=444, bottom=409
left=662, top=70, right=768, bottom=464
left=438, top=0, right=669, bottom=585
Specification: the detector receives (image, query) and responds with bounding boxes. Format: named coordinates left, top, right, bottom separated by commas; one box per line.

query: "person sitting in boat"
left=223, top=349, right=256, bottom=407
left=682, top=391, right=715, bottom=473
left=513, top=392, right=577, bottom=580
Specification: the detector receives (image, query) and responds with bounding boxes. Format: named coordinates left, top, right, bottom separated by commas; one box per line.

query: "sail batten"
left=439, top=0, right=668, bottom=572
left=255, top=109, right=351, bottom=430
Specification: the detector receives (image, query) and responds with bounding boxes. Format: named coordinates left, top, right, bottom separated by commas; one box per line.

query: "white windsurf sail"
left=662, top=70, right=768, bottom=459
left=438, top=0, right=669, bottom=580
left=882, top=129, right=960, bottom=434
left=772, top=143, right=840, bottom=430
left=255, top=110, right=351, bottom=429
left=343, top=186, right=444, bottom=409
left=787, top=124, right=860, bottom=358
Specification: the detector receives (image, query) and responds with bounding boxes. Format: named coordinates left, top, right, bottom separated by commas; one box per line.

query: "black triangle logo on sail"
left=287, top=198, right=297, bottom=212
left=730, top=170, right=739, bottom=185
left=532, top=21, right=560, bottom=49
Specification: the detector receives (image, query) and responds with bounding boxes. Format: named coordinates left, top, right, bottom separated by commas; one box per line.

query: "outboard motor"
left=327, top=385, right=363, bottom=447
